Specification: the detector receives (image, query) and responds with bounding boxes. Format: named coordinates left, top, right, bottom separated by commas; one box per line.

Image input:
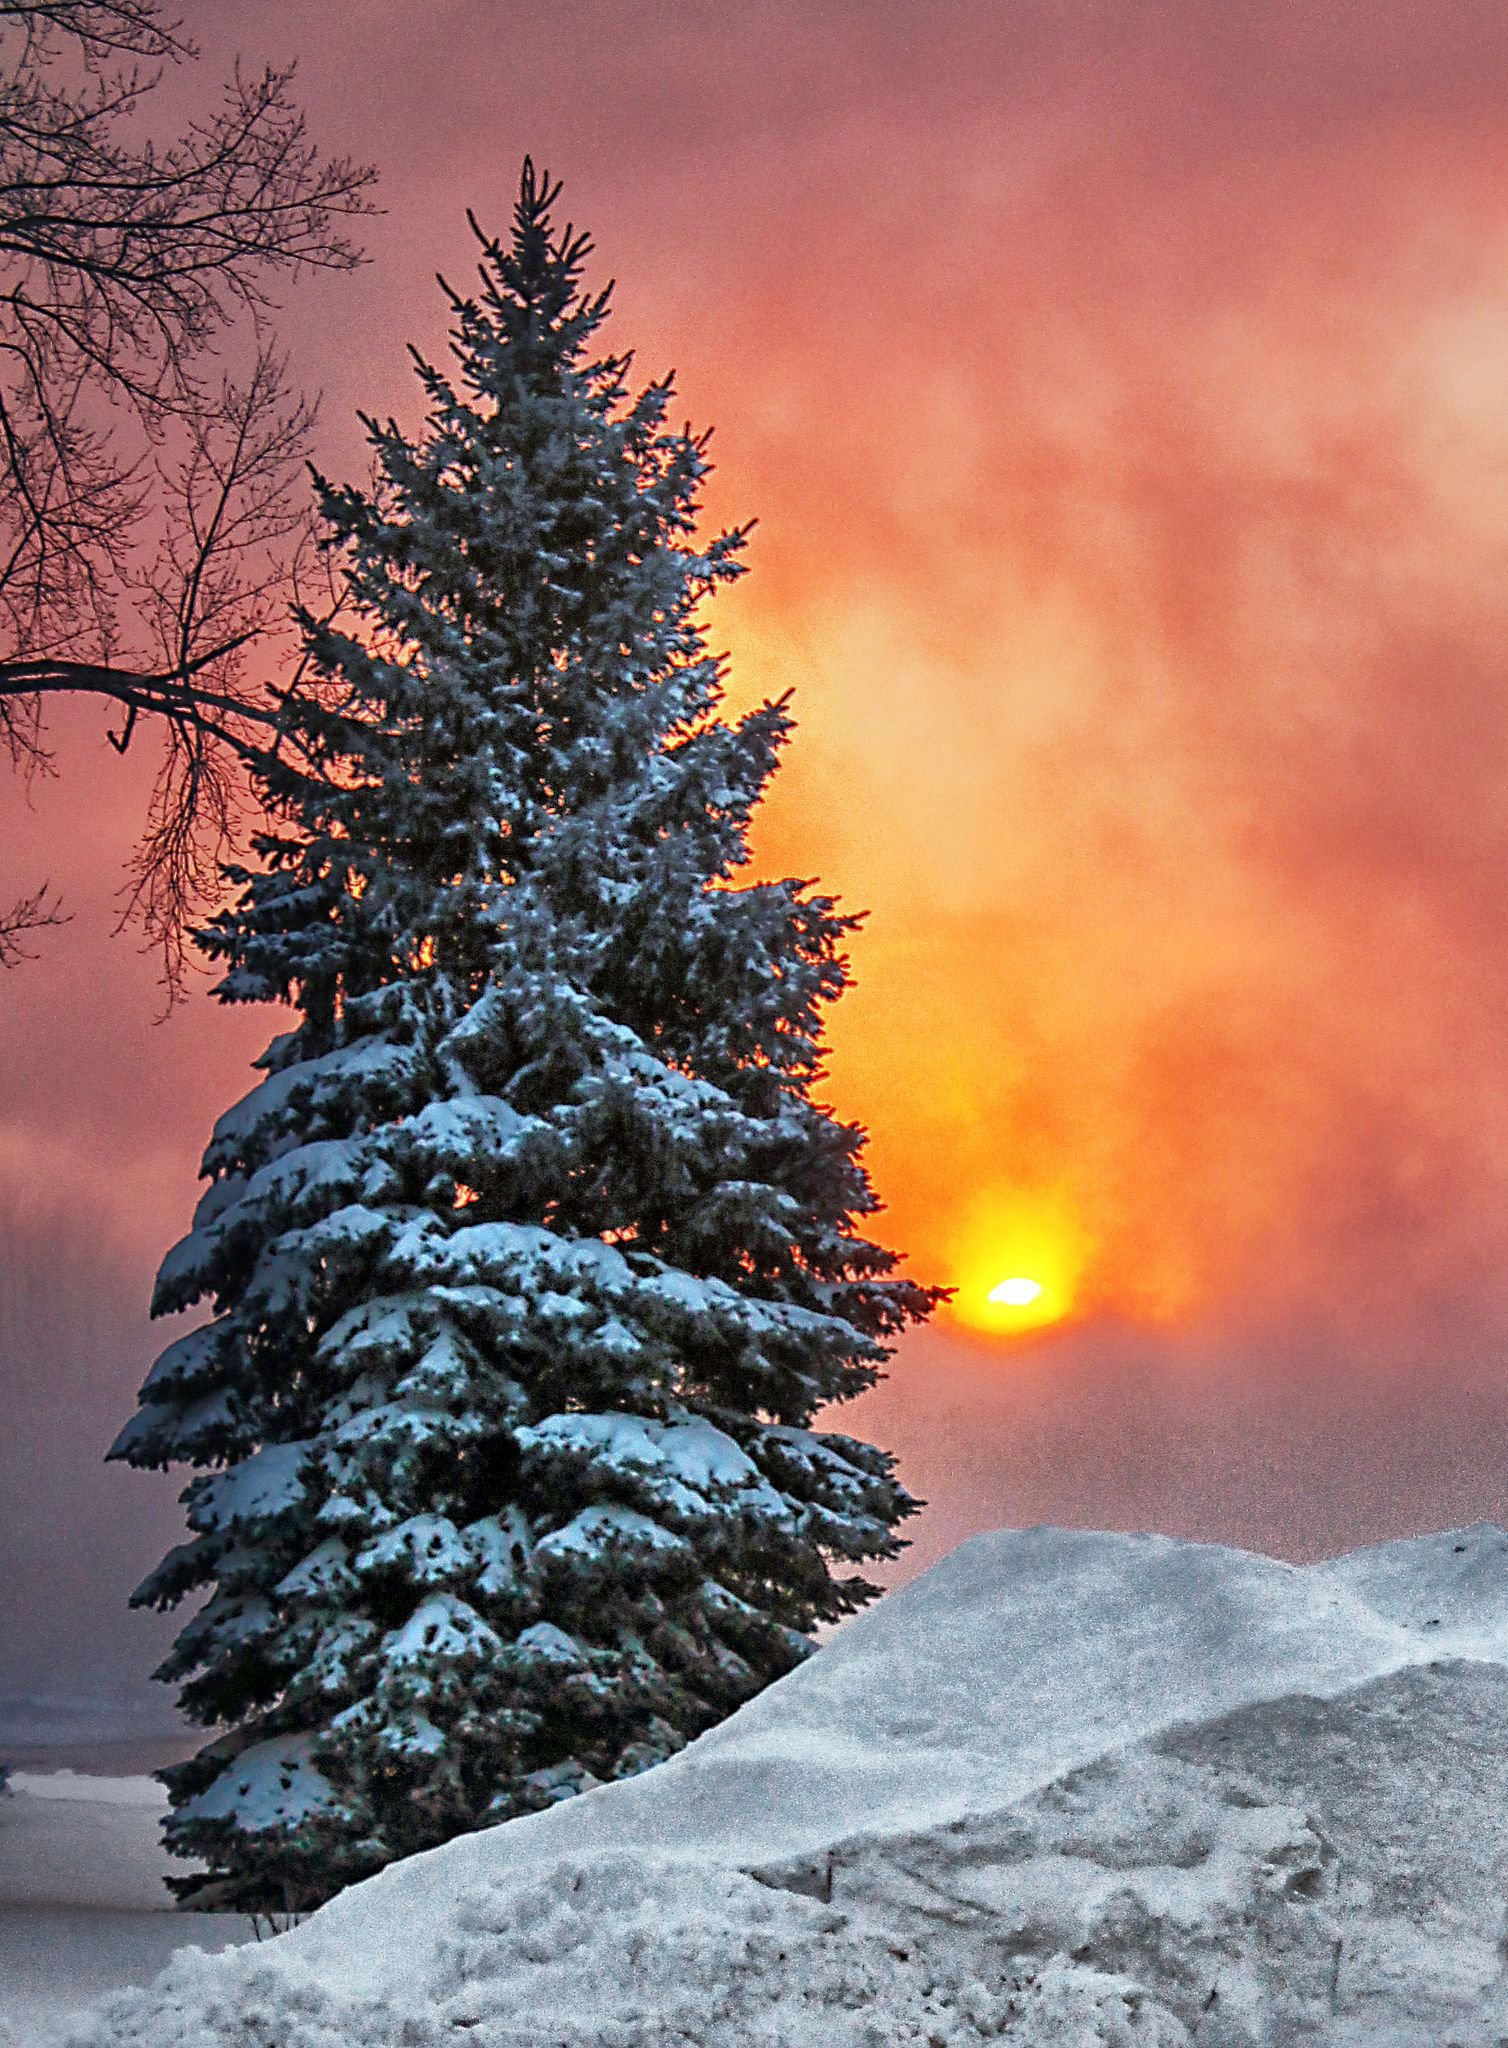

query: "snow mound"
left=65, top=1522, right=1508, bottom=2046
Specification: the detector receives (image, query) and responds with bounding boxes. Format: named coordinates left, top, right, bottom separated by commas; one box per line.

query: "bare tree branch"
left=0, top=872, right=64, bottom=962
left=0, top=0, right=376, bottom=990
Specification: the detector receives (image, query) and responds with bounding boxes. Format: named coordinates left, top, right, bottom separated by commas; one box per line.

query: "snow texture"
left=172, top=1738, right=339, bottom=1834
left=60, top=1519, right=1508, bottom=2046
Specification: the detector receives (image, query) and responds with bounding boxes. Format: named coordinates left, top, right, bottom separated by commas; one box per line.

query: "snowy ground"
left=27, top=1521, right=1508, bottom=2044
left=0, top=1771, right=252, bottom=2045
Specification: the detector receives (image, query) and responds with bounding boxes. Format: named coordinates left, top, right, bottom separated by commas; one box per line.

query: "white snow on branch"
left=519, top=1411, right=791, bottom=1525
left=534, top=1504, right=687, bottom=1562
left=380, top=1595, right=503, bottom=1669
left=176, top=1737, right=339, bottom=1836
left=189, top=1442, right=313, bottom=1533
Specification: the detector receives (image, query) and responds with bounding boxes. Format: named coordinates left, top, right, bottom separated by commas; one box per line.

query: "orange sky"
left=14, top=0, right=1508, bottom=1706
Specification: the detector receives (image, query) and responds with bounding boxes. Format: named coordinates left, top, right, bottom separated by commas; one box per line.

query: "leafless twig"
left=0, top=0, right=376, bottom=989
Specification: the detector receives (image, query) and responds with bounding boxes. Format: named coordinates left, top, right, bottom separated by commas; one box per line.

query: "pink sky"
left=10, top=0, right=1508, bottom=1711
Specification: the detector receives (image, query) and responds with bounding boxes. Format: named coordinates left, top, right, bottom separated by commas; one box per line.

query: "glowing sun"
left=988, top=1276, right=1045, bottom=1307
left=948, top=1184, right=1092, bottom=1335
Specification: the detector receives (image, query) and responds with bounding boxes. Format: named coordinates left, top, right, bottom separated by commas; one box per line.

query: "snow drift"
left=63, top=1521, right=1508, bottom=2045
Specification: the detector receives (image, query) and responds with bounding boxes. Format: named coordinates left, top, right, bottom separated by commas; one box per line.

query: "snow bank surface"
left=63, top=1521, right=1508, bottom=2045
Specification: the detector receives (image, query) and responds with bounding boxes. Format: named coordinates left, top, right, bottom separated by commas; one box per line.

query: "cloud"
left=10, top=0, right=1508, bottom=1686
left=654, top=1, right=1508, bottom=1356
left=28, top=0, right=1508, bottom=1350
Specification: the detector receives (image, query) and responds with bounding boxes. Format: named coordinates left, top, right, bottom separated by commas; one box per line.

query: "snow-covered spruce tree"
left=112, top=162, right=938, bottom=1915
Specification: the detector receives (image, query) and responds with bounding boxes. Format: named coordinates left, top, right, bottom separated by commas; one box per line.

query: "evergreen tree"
left=112, top=162, right=938, bottom=1915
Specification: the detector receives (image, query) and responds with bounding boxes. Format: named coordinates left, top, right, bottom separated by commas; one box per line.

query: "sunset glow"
left=18, top=2, right=1508, bottom=1738
left=14, top=7, right=1508, bottom=1357
left=948, top=1188, right=1090, bottom=1337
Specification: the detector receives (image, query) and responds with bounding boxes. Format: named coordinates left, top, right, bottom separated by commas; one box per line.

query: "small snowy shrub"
left=113, top=162, right=937, bottom=1912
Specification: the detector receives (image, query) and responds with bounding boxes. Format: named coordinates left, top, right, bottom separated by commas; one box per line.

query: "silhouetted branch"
left=0, top=0, right=376, bottom=988
left=0, top=875, right=65, bottom=964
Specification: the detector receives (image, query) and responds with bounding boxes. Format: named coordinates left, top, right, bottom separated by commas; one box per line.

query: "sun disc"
left=988, top=1276, right=1044, bottom=1307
